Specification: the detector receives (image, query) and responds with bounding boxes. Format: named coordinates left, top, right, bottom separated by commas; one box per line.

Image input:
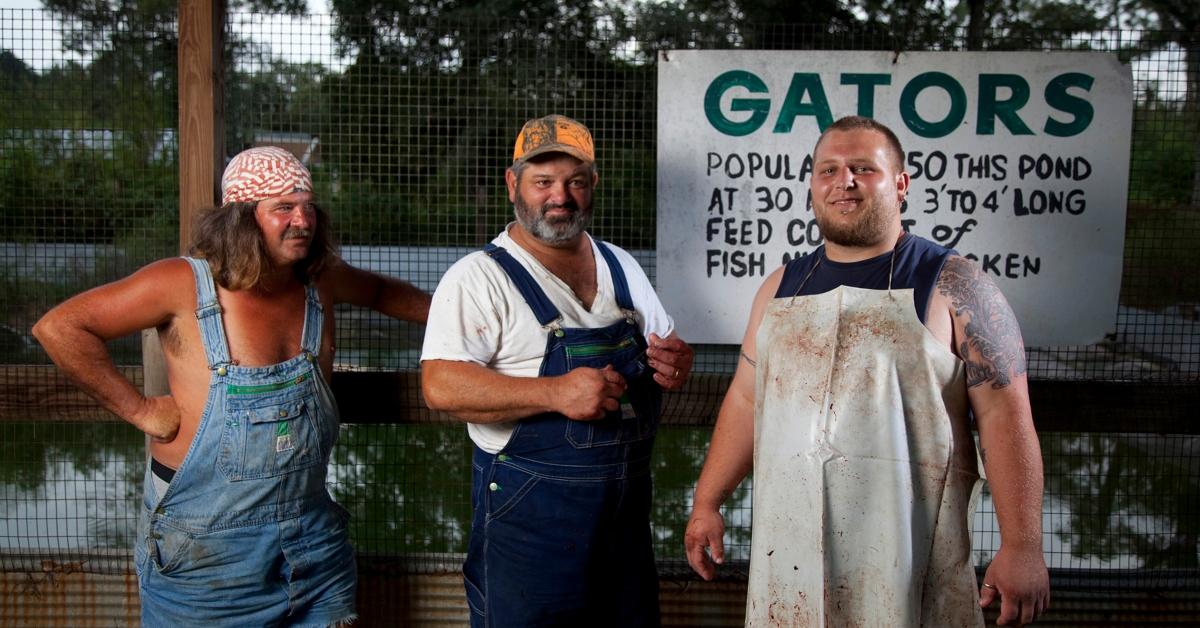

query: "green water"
left=2, top=421, right=1197, bottom=572
left=0, top=422, right=736, bottom=563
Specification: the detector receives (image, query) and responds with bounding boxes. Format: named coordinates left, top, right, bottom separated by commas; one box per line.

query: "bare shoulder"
left=312, top=256, right=359, bottom=298
left=752, top=265, right=786, bottom=307
left=740, top=265, right=787, bottom=355
left=37, top=257, right=196, bottom=342
left=139, top=256, right=195, bottom=284
left=95, top=257, right=196, bottom=307
left=747, top=266, right=787, bottom=331
left=120, top=257, right=199, bottom=318
left=133, top=258, right=201, bottom=355
left=133, top=258, right=198, bottom=307
left=935, top=255, right=1027, bottom=389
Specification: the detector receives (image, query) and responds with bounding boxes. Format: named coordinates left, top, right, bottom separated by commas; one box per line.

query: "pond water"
left=2, top=422, right=1196, bottom=574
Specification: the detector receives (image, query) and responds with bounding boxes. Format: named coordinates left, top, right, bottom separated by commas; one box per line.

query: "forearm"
left=693, top=389, right=755, bottom=513
left=422, top=360, right=558, bottom=423
left=981, top=421, right=1044, bottom=550
left=326, top=260, right=431, bottom=324
left=33, top=317, right=147, bottom=422
left=375, top=276, right=431, bottom=324
left=975, top=383, right=1044, bottom=550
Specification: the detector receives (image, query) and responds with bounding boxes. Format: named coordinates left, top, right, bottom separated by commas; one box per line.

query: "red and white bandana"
left=220, top=146, right=313, bottom=205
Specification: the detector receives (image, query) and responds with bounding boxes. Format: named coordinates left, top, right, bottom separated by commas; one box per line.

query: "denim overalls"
left=463, top=242, right=663, bottom=628
left=134, top=257, right=356, bottom=627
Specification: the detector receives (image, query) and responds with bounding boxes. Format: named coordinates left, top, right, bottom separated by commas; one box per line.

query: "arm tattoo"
left=740, top=350, right=757, bottom=367
left=936, top=256, right=1027, bottom=389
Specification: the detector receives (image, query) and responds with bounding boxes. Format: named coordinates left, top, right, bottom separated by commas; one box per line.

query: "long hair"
left=188, top=201, right=338, bottom=290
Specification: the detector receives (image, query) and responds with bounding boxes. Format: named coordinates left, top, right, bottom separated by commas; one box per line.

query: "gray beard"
left=513, top=199, right=592, bottom=245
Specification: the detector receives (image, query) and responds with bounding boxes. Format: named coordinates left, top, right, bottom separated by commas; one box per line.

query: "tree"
left=857, top=0, right=1110, bottom=50
left=1125, top=0, right=1200, bottom=206
left=0, top=49, right=36, bottom=84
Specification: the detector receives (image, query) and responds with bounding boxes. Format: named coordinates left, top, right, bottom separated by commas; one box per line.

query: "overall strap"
left=183, top=257, right=232, bottom=369
left=484, top=243, right=562, bottom=327
left=594, top=240, right=634, bottom=311
left=299, top=284, right=323, bottom=356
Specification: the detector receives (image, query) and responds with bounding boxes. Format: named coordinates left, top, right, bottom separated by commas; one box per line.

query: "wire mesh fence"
left=1, top=7, right=1197, bottom=593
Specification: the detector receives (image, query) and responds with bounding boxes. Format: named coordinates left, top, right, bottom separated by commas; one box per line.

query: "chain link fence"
left=2, top=7, right=1197, bottom=595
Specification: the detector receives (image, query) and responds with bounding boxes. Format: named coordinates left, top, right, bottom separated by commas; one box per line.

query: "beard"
left=513, top=195, right=592, bottom=245
left=814, top=196, right=895, bottom=248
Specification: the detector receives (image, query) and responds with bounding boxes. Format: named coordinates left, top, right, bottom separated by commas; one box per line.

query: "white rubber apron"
left=746, top=283, right=983, bottom=627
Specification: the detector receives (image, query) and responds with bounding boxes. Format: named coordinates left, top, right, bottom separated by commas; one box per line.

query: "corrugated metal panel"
left=1, top=570, right=139, bottom=627
left=5, top=562, right=1200, bottom=626
left=356, top=572, right=469, bottom=626
left=984, top=590, right=1200, bottom=626
left=354, top=572, right=752, bottom=627
left=660, top=580, right=746, bottom=626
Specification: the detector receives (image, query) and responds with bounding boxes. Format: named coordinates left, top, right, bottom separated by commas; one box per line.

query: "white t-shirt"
left=420, top=226, right=675, bottom=453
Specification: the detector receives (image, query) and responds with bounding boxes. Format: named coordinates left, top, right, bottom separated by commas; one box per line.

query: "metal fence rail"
left=1, top=7, right=1197, bottom=596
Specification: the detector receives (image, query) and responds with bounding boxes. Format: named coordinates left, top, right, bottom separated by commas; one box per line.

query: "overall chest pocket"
left=561, top=335, right=658, bottom=448
left=219, top=378, right=323, bottom=481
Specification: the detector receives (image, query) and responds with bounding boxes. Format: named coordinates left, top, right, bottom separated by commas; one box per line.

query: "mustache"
left=542, top=199, right=579, bottom=213
left=283, top=228, right=312, bottom=239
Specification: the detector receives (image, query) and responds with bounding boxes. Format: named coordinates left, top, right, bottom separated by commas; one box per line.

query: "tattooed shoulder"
left=936, top=256, right=1027, bottom=389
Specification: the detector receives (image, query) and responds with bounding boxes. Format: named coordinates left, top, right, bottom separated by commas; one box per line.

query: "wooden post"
left=177, top=0, right=224, bottom=257
left=143, top=0, right=225, bottom=402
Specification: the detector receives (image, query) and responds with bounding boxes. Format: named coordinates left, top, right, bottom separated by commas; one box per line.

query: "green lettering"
left=1044, top=72, right=1094, bottom=137
left=900, top=72, right=967, bottom=138
left=978, top=74, right=1033, bottom=135
left=841, top=73, right=891, bottom=118
left=773, top=73, right=833, bottom=133
left=704, top=70, right=771, bottom=137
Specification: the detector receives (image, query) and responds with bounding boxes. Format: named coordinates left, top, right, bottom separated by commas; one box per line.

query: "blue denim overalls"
left=463, top=242, right=663, bottom=628
left=134, top=257, right=356, bottom=627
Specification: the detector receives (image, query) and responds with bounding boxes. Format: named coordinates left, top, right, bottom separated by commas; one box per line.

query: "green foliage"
left=0, top=142, right=177, bottom=245
left=8, top=2, right=1196, bottom=252
left=1120, top=207, right=1200, bottom=308
left=1128, top=103, right=1196, bottom=205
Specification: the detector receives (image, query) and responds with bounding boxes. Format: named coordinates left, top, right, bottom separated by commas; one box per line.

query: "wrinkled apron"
left=747, top=282, right=982, bottom=627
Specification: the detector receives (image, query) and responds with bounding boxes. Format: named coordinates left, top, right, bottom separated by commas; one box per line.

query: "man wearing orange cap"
left=422, top=115, right=694, bottom=627
left=34, top=146, right=431, bottom=626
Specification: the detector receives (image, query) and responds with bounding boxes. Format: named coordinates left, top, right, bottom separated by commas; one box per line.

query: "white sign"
left=656, top=50, right=1132, bottom=346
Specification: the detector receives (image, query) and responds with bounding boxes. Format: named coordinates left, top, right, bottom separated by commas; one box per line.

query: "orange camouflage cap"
left=512, top=114, right=594, bottom=165
left=220, top=146, right=313, bottom=205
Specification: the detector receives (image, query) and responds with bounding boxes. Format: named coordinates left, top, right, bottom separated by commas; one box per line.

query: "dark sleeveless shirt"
left=774, top=234, right=955, bottom=324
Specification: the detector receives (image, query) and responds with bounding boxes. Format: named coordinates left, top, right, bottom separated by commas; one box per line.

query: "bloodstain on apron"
left=747, top=285, right=983, bottom=627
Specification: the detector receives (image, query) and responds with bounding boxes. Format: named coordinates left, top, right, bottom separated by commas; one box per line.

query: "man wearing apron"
left=685, top=117, right=1050, bottom=627
left=421, top=115, right=695, bottom=627
left=34, top=147, right=431, bottom=625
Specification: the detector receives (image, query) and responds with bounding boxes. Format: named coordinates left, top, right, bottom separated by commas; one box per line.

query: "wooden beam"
left=0, top=366, right=141, bottom=423
left=326, top=372, right=1200, bottom=434
left=3, top=366, right=1196, bottom=434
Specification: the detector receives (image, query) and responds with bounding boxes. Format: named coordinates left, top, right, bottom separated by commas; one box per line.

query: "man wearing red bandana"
left=34, top=146, right=431, bottom=626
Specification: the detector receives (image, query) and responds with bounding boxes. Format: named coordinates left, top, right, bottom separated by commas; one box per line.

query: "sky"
left=2, top=0, right=340, bottom=72
left=1, top=1, right=1185, bottom=100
